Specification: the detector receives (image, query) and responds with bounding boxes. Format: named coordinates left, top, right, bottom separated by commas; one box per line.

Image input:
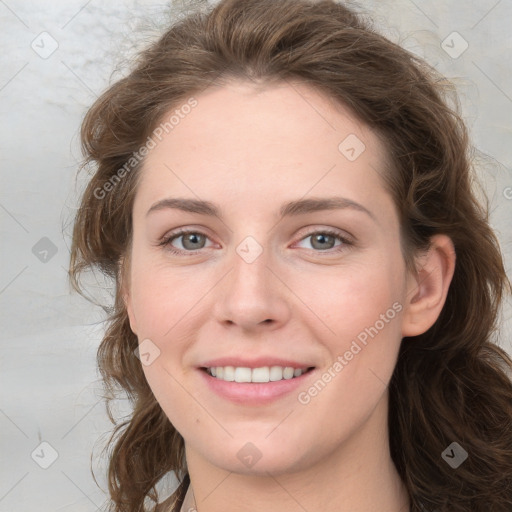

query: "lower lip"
left=198, top=368, right=315, bottom=405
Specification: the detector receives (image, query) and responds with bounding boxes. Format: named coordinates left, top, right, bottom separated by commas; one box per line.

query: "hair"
left=68, top=0, right=512, bottom=511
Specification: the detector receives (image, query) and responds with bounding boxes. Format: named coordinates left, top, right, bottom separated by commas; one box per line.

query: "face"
left=123, top=80, right=415, bottom=475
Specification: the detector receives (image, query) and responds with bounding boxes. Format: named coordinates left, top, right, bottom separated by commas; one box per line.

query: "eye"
left=295, top=229, right=352, bottom=253
left=159, top=229, right=213, bottom=254
left=158, top=227, right=353, bottom=255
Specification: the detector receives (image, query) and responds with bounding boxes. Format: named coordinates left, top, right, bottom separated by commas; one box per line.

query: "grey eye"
left=179, top=232, right=207, bottom=250
left=309, top=233, right=337, bottom=250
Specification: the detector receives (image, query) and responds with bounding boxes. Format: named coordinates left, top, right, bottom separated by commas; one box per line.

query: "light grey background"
left=1, top=1, right=511, bottom=511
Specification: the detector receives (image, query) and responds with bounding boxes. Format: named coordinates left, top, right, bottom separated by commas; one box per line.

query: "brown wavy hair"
left=68, top=0, right=512, bottom=510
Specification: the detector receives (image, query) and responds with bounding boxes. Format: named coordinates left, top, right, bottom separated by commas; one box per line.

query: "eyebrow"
left=146, top=196, right=376, bottom=222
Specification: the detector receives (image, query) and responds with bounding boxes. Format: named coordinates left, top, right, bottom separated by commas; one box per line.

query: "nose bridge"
left=233, top=235, right=271, bottom=291
left=229, top=233, right=275, bottom=304
left=213, top=232, right=290, bottom=328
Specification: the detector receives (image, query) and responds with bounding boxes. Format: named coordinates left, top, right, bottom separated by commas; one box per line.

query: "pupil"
left=314, top=234, right=333, bottom=249
left=182, top=233, right=203, bottom=249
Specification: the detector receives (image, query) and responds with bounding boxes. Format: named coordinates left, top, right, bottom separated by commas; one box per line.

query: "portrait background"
left=1, top=1, right=511, bottom=510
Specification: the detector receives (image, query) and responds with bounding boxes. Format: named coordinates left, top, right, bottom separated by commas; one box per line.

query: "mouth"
left=201, top=365, right=315, bottom=383
left=197, top=357, right=317, bottom=404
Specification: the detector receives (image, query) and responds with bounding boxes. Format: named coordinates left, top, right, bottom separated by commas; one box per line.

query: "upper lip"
left=199, top=357, right=315, bottom=369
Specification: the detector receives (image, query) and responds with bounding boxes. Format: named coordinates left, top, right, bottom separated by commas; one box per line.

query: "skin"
left=122, top=80, right=456, bottom=512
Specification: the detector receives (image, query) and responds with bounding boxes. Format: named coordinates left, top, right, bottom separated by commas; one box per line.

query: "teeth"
left=207, top=365, right=308, bottom=383
left=223, top=366, right=235, bottom=381
left=283, top=367, right=294, bottom=379
left=269, top=366, right=283, bottom=381
left=234, top=367, right=252, bottom=383
left=252, top=367, right=270, bottom=382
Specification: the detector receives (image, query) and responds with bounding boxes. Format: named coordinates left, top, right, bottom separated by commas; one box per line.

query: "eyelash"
left=158, top=228, right=353, bottom=256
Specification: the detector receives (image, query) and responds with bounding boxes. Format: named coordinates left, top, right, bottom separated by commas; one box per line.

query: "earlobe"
left=401, top=234, right=456, bottom=337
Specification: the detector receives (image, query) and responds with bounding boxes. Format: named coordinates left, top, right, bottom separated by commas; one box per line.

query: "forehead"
left=134, top=80, right=392, bottom=218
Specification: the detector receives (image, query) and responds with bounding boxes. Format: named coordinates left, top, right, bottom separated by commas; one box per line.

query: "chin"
left=193, top=434, right=318, bottom=476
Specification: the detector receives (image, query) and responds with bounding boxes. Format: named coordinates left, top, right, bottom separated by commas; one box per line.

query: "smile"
left=204, top=365, right=314, bottom=383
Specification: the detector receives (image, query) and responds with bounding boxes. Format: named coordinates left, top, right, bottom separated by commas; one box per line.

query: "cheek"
left=293, top=257, right=402, bottom=335
left=129, top=259, right=205, bottom=338
left=294, top=256, right=405, bottom=383
left=141, top=361, right=203, bottom=441
left=289, top=262, right=404, bottom=433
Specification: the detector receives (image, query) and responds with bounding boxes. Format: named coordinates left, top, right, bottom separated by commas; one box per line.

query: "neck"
left=182, top=392, right=410, bottom=512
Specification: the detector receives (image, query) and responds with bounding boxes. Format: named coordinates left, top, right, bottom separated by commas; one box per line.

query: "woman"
left=68, top=0, right=512, bottom=510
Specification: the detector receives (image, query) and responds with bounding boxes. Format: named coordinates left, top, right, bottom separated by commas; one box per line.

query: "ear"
left=118, top=255, right=138, bottom=336
left=401, top=234, right=456, bottom=337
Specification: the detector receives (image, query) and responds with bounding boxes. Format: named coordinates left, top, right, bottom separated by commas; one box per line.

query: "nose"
left=212, top=242, right=292, bottom=332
